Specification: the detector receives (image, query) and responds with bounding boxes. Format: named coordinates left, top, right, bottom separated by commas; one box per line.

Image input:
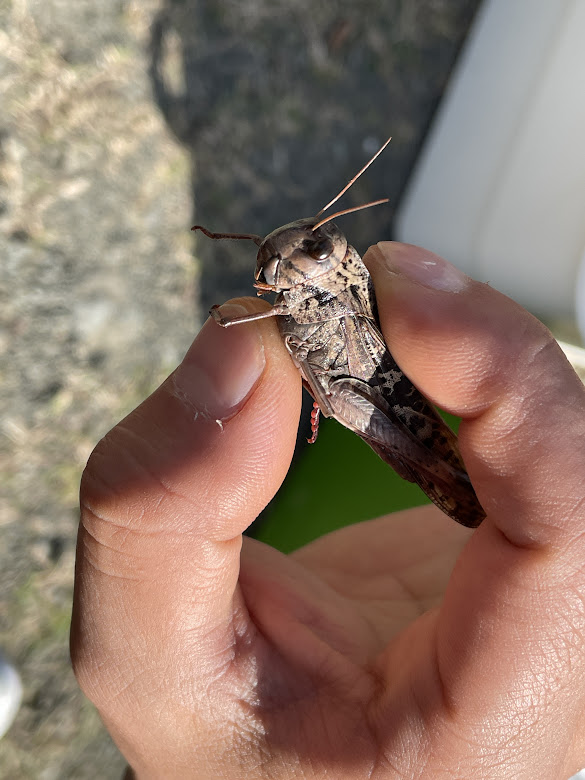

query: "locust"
left=193, top=138, right=485, bottom=528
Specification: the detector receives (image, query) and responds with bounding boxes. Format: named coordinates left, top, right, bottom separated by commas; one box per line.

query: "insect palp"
left=255, top=253, right=281, bottom=287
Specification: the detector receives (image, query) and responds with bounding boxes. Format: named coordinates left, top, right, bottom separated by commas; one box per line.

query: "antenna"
left=191, top=225, right=263, bottom=247
left=316, top=136, right=392, bottom=217
left=312, top=198, right=389, bottom=231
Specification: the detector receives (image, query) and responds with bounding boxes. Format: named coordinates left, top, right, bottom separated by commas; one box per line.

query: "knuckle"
left=80, top=422, right=156, bottom=526
left=79, top=427, right=167, bottom=557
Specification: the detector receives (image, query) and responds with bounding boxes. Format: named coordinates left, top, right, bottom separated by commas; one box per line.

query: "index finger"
left=365, top=242, right=585, bottom=766
left=365, top=241, right=585, bottom=549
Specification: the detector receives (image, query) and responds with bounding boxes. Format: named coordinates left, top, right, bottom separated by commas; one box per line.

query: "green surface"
left=253, top=417, right=426, bottom=552
left=255, top=411, right=462, bottom=553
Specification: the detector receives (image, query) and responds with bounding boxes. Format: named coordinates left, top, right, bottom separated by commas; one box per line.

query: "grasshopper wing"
left=326, top=376, right=485, bottom=528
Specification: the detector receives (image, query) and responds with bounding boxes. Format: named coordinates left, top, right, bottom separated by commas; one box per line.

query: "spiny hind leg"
left=307, top=401, right=321, bottom=444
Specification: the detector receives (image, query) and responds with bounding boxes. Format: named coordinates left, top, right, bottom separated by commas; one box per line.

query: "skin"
left=71, top=242, right=585, bottom=779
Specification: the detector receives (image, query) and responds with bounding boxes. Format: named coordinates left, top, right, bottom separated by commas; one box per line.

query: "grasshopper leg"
left=210, top=304, right=287, bottom=327
left=307, top=401, right=321, bottom=444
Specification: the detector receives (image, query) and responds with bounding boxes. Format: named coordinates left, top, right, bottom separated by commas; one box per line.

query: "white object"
left=577, top=248, right=585, bottom=342
left=558, top=339, right=585, bottom=384
left=395, top=0, right=585, bottom=325
left=0, top=653, right=21, bottom=738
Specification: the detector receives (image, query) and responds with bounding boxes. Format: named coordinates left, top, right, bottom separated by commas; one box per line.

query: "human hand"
left=71, top=242, right=585, bottom=779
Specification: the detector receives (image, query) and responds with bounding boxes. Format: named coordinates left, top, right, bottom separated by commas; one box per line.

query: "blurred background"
left=2, top=0, right=584, bottom=776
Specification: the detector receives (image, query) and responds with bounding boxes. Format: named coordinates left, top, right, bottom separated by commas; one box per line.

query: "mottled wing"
left=307, top=315, right=485, bottom=527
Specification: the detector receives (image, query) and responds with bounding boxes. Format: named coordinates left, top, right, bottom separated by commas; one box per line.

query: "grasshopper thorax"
left=254, top=217, right=348, bottom=293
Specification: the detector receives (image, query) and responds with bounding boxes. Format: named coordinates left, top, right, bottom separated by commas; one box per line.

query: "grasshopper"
left=193, top=138, right=485, bottom=528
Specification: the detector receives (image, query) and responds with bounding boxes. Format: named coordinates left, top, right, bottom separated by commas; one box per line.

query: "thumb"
left=71, top=298, right=301, bottom=744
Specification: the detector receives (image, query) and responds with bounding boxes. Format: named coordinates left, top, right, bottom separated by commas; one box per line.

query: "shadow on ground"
left=149, top=0, right=480, bottom=311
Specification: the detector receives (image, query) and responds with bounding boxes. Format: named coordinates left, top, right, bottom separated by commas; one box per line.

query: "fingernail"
left=173, top=304, right=265, bottom=421
left=374, top=241, right=469, bottom=293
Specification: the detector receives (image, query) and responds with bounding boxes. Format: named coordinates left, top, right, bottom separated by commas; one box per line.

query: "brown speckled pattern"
left=274, top=230, right=485, bottom=527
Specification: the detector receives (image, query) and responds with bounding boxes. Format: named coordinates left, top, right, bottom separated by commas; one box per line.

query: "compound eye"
left=306, top=237, right=333, bottom=262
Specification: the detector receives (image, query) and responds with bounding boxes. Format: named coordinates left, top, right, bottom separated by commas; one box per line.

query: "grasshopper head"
left=254, top=217, right=347, bottom=293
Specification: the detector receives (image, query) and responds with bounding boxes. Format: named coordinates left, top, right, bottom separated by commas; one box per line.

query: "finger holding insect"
left=366, top=242, right=585, bottom=770
left=77, top=296, right=300, bottom=560
left=364, top=241, right=585, bottom=547
left=73, top=298, right=301, bottom=739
